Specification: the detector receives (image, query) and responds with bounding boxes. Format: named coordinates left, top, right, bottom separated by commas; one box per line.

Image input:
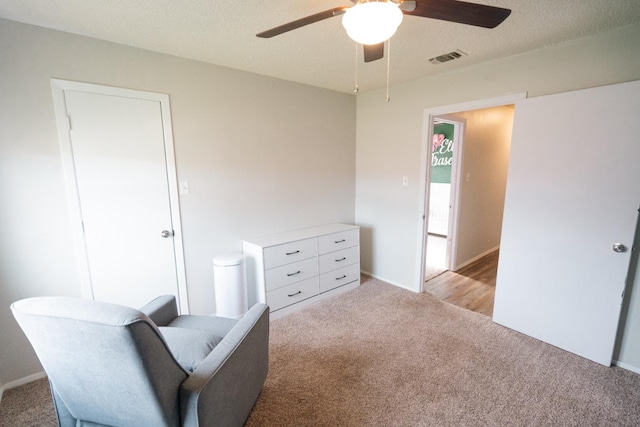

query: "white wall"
left=450, top=106, right=513, bottom=268
left=355, top=23, right=640, bottom=368
left=0, top=18, right=356, bottom=385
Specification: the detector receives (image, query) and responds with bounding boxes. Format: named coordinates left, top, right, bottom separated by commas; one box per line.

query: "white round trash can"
left=213, top=253, right=248, bottom=319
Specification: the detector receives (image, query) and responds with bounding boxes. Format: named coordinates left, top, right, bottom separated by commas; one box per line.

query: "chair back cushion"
left=158, top=327, right=223, bottom=372
left=11, top=297, right=188, bottom=427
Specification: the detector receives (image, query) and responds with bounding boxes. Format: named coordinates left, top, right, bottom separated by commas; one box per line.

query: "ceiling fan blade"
left=363, top=43, right=385, bottom=63
left=405, top=0, right=511, bottom=29
left=257, top=7, right=348, bottom=38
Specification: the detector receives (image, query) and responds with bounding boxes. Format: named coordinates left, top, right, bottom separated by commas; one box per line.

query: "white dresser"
left=242, top=223, right=360, bottom=318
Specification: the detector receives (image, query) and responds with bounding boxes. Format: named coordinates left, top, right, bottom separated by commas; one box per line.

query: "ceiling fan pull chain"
left=386, top=38, right=391, bottom=102
left=353, top=42, right=359, bottom=94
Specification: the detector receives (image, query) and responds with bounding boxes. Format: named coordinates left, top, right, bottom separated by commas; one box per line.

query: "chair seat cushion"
left=158, top=327, right=223, bottom=372
left=168, top=315, right=238, bottom=336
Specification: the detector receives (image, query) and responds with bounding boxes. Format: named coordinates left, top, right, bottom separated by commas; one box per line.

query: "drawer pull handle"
left=335, top=257, right=347, bottom=262
left=285, top=250, right=300, bottom=255
left=288, top=291, right=302, bottom=297
left=334, top=239, right=346, bottom=244
left=335, top=275, right=347, bottom=280
left=287, top=271, right=301, bottom=277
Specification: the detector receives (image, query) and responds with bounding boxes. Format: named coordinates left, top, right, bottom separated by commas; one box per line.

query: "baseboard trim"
left=613, top=360, right=640, bottom=375
left=453, top=245, right=500, bottom=272
left=0, top=371, right=47, bottom=402
left=361, top=270, right=414, bottom=292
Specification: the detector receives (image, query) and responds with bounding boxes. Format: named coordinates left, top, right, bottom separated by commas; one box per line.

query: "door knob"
left=161, top=230, right=173, bottom=238
left=612, top=243, right=626, bottom=253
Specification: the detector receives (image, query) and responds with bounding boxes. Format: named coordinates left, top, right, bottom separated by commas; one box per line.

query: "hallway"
left=424, top=249, right=499, bottom=317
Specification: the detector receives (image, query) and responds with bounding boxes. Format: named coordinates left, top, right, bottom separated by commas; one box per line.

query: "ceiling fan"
left=257, top=0, right=511, bottom=63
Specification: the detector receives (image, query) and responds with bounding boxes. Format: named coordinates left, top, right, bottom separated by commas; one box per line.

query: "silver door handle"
left=612, top=243, right=626, bottom=253
left=161, top=230, right=173, bottom=238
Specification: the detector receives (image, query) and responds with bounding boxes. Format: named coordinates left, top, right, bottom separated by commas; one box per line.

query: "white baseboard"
left=453, top=245, right=500, bottom=272
left=361, top=270, right=414, bottom=292
left=613, top=360, right=640, bottom=375
left=0, top=371, right=47, bottom=402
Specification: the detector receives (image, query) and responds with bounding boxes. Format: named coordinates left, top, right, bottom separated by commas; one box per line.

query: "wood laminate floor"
left=424, top=250, right=499, bottom=317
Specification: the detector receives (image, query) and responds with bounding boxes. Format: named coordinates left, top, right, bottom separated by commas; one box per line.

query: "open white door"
left=493, top=80, right=640, bottom=365
left=427, top=117, right=464, bottom=272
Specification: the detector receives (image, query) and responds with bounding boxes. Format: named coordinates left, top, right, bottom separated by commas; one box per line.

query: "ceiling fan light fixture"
left=342, top=1, right=403, bottom=45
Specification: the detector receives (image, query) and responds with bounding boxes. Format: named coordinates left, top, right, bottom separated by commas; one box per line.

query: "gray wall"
left=354, top=23, right=640, bottom=370
left=449, top=106, right=513, bottom=269
left=0, top=18, right=356, bottom=387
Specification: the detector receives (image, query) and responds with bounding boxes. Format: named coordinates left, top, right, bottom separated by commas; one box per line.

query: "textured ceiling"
left=1, top=0, right=640, bottom=93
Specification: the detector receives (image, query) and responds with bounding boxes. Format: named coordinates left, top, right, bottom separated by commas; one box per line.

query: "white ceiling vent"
left=428, top=49, right=467, bottom=65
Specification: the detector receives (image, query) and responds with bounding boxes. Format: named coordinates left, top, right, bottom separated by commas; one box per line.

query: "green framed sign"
left=431, top=123, right=454, bottom=184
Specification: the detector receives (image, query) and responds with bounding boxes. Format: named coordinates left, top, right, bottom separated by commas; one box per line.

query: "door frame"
left=50, top=79, right=189, bottom=313
left=415, top=92, right=527, bottom=293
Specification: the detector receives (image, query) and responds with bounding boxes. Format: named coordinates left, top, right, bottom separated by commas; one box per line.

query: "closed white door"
left=54, top=83, right=187, bottom=310
left=493, top=80, right=640, bottom=365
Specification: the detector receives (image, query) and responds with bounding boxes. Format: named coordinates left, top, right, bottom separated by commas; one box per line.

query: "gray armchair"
left=11, top=295, right=269, bottom=427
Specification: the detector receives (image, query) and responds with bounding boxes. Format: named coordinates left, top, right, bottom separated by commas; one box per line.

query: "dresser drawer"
left=267, top=277, right=319, bottom=311
left=319, top=263, right=360, bottom=293
left=265, top=257, right=318, bottom=291
left=263, top=238, right=317, bottom=269
left=318, top=229, right=359, bottom=255
left=318, top=246, right=359, bottom=274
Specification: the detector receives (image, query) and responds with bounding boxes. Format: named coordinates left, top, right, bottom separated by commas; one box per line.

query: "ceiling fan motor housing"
left=342, top=1, right=404, bottom=45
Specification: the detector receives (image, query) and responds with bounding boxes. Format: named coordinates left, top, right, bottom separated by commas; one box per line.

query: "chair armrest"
left=179, top=303, right=269, bottom=427
left=139, top=295, right=179, bottom=326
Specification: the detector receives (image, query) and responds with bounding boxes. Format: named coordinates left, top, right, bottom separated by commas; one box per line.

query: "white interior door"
left=423, top=117, right=465, bottom=280
left=52, top=81, right=188, bottom=311
left=442, top=118, right=464, bottom=271
left=493, top=80, right=640, bottom=365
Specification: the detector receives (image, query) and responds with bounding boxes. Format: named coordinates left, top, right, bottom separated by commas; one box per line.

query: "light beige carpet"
left=0, top=377, right=55, bottom=427
left=246, top=275, right=640, bottom=426
left=2, top=275, right=639, bottom=426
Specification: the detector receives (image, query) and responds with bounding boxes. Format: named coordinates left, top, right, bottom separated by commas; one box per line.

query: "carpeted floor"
left=246, top=275, right=640, bottom=426
left=2, top=275, right=640, bottom=426
left=0, top=377, right=55, bottom=427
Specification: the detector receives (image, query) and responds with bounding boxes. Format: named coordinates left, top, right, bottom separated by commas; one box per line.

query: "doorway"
left=424, top=117, right=464, bottom=282
left=417, top=93, right=526, bottom=315
left=51, top=80, right=189, bottom=312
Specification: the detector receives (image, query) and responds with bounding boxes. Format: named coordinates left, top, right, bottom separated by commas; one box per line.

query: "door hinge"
left=66, top=116, right=72, bottom=131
